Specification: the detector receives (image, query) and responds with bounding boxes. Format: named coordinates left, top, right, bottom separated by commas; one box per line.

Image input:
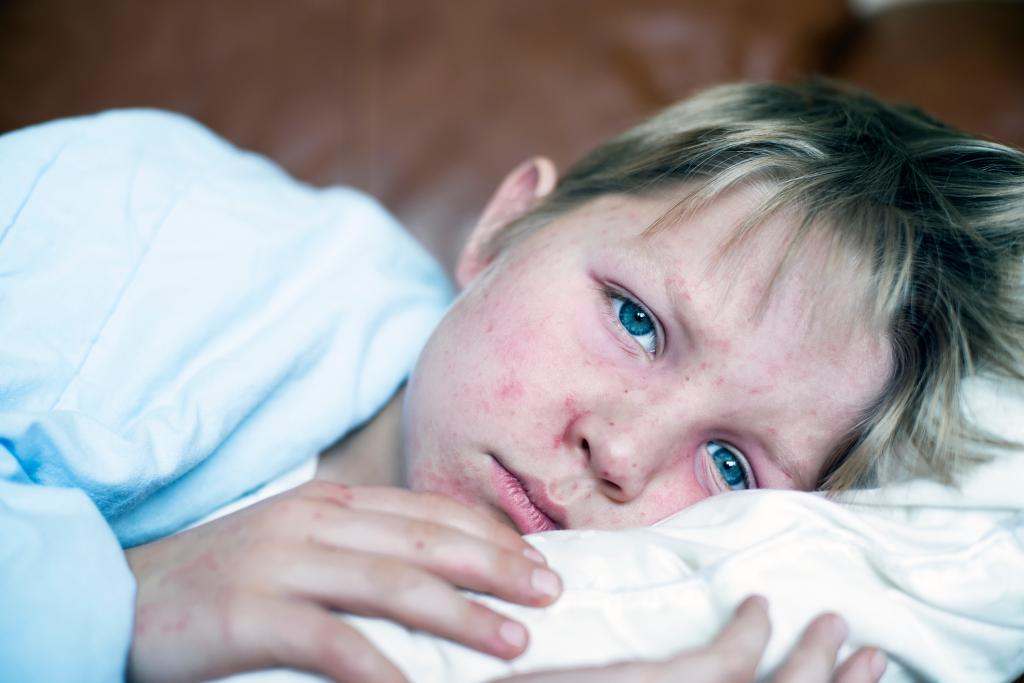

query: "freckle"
left=486, top=322, right=494, bottom=334
left=685, top=375, right=691, bottom=382
left=607, top=420, right=615, bottom=427
left=623, top=389, right=629, bottom=394
left=631, top=462, right=637, bottom=469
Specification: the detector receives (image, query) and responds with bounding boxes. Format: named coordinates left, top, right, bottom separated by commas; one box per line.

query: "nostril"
left=581, top=438, right=590, bottom=456
left=602, top=479, right=622, bottom=494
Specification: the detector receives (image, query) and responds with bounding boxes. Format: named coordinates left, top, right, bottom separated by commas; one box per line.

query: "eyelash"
left=601, top=285, right=661, bottom=356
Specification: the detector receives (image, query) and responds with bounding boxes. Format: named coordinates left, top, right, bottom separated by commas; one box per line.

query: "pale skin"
left=126, top=158, right=892, bottom=682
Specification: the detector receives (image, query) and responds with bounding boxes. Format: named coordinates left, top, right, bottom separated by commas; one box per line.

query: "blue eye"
left=706, top=440, right=752, bottom=491
left=609, top=292, right=658, bottom=355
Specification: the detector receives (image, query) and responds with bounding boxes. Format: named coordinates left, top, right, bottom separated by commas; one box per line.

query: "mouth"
left=489, top=455, right=562, bottom=534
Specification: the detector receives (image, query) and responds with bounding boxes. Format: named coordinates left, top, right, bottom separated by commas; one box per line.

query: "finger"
left=691, top=595, right=773, bottom=681
left=649, top=596, right=771, bottom=683
left=233, top=596, right=408, bottom=683
left=503, top=597, right=773, bottom=683
left=303, top=481, right=532, bottom=554
left=302, top=506, right=561, bottom=607
left=281, top=546, right=533, bottom=660
left=771, top=613, right=847, bottom=683
left=494, top=660, right=662, bottom=683
left=707, top=595, right=772, bottom=658
left=833, top=647, right=888, bottom=683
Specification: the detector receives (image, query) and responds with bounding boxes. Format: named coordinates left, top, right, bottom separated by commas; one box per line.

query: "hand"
left=496, top=596, right=887, bottom=683
left=125, top=480, right=562, bottom=683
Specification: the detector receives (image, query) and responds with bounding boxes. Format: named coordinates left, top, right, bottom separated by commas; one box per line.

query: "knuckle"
left=368, top=555, right=430, bottom=597
left=458, top=597, right=503, bottom=632
left=404, top=518, right=444, bottom=548
left=301, top=479, right=356, bottom=507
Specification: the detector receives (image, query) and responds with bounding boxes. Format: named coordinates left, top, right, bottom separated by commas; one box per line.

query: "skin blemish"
left=324, top=483, right=353, bottom=507
left=565, top=393, right=581, bottom=419
left=714, top=375, right=725, bottom=386
left=134, top=605, right=155, bottom=636
left=415, top=540, right=425, bottom=551
left=497, top=374, right=524, bottom=401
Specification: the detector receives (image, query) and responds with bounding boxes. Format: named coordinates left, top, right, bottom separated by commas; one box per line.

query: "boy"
left=1, top=80, right=1021, bottom=682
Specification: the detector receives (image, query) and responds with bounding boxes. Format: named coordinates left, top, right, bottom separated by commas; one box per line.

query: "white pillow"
left=220, top=375, right=1024, bottom=683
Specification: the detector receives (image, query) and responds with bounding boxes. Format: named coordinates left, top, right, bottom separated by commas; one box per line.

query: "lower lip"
left=490, top=458, right=559, bottom=534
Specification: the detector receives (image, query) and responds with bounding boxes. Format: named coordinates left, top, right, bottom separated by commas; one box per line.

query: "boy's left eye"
left=607, top=290, right=659, bottom=355
left=705, top=440, right=754, bottom=491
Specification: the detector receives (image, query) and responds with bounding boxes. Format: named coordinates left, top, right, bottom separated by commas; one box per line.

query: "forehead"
left=559, top=183, right=876, bottom=336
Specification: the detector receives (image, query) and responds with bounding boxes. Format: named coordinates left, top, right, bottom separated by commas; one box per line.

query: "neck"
left=316, top=385, right=406, bottom=487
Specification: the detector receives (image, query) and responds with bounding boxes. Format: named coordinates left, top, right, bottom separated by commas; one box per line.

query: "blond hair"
left=490, top=80, right=1024, bottom=490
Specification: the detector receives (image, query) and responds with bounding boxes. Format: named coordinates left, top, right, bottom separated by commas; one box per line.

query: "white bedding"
left=216, top=375, right=1024, bottom=682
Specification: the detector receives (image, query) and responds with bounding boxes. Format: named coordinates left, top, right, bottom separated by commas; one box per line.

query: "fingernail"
left=531, top=567, right=561, bottom=598
left=827, top=615, right=849, bottom=642
left=870, top=649, right=888, bottom=679
left=500, top=620, right=527, bottom=650
left=523, top=547, right=547, bottom=565
left=747, top=595, right=769, bottom=611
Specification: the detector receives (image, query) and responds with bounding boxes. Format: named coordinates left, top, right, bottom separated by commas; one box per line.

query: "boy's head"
left=401, top=80, right=1024, bottom=532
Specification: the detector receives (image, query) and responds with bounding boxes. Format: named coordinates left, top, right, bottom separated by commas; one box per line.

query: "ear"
left=455, top=156, right=557, bottom=288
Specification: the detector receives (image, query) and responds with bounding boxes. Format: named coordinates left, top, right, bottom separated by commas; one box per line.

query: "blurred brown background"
left=0, top=0, right=1021, bottom=273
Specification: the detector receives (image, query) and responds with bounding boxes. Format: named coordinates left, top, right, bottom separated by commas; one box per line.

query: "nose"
left=566, top=411, right=662, bottom=503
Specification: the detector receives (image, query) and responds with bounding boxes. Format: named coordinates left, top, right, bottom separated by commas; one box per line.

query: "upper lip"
left=493, top=455, right=565, bottom=530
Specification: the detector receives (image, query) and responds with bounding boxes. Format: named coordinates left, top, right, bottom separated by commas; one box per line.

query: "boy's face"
left=402, top=174, right=892, bottom=533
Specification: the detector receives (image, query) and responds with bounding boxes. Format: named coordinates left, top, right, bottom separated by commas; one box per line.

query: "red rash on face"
left=563, top=395, right=581, bottom=419
left=497, top=373, right=524, bottom=401
left=402, top=184, right=894, bottom=531
left=553, top=394, right=585, bottom=450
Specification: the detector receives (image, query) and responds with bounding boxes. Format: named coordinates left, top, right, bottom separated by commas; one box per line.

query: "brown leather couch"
left=1, top=0, right=1021, bottom=274
left=1, top=2, right=1021, bottom=680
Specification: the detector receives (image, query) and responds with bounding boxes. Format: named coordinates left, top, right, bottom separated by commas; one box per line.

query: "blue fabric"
left=0, top=110, right=452, bottom=681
